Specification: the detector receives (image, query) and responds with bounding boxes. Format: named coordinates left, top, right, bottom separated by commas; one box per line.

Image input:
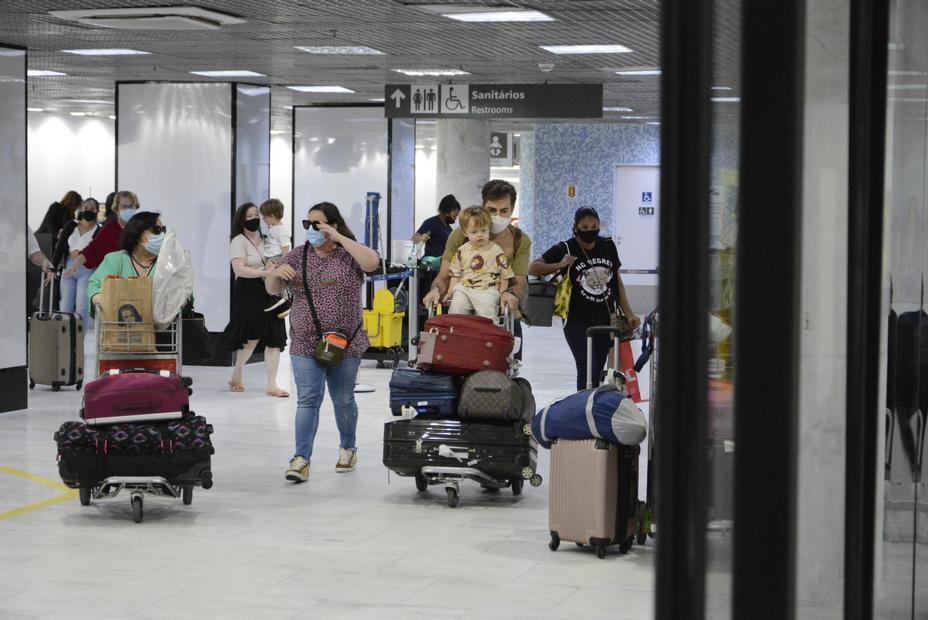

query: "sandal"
left=266, top=388, right=289, bottom=398
left=228, top=381, right=245, bottom=393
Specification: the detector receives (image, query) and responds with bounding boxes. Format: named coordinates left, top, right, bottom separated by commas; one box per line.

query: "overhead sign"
left=384, top=83, right=603, bottom=119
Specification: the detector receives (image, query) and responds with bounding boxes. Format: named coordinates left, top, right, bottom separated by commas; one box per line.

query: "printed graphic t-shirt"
left=541, top=237, right=622, bottom=324
left=449, top=241, right=515, bottom=291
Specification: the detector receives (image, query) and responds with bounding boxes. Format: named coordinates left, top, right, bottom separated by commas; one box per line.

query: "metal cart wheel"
left=520, top=466, right=533, bottom=480
left=415, top=474, right=428, bottom=492
left=511, top=478, right=523, bottom=496
left=131, top=496, right=144, bottom=523
left=446, top=487, right=459, bottom=508
left=182, top=486, right=193, bottom=505
left=79, top=486, right=91, bottom=506
left=530, top=474, right=543, bottom=487
left=548, top=533, right=560, bottom=551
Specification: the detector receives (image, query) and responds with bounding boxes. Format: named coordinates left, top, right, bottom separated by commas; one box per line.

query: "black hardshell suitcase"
left=383, top=417, right=538, bottom=490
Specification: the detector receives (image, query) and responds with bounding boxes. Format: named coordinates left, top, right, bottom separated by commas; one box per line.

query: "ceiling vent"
left=49, top=6, right=246, bottom=31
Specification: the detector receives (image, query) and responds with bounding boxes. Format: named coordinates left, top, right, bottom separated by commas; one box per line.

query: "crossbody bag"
left=301, top=243, right=363, bottom=367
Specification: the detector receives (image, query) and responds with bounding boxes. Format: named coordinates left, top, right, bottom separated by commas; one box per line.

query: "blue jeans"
left=291, top=354, right=362, bottom=461
left=59, top=258, right=93, bottom=332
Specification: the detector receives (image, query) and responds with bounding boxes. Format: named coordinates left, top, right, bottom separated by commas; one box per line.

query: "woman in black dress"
left=223, top=202, right=288, bottom=397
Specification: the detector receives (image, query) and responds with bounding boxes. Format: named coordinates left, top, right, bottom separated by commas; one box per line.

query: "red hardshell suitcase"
left=416, top=314, right=514, bottom=376
left=81, top=368, right=192, bottom=426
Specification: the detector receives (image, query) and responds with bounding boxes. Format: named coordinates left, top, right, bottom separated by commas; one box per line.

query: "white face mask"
left=490, top=215, right=510, bottom=234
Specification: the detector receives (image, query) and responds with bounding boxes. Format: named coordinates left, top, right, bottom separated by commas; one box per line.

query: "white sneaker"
left=335, top=448, right=357, bottom=473
left=286, top=456, right=310, bottom=483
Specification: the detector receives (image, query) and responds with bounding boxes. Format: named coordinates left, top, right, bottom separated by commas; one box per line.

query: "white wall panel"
left=0, top=47, right=26, bottom=369
left=28, top=114, right=114, bottom=228
left=117, top=82, right=232, bottom=331
left=235, top=85, right=270, bottom=209
left=293, top=107, right=388, bottom=244
left=270, top=134, right=292, bottom=231
left=389, top=118, right=416, bottom=252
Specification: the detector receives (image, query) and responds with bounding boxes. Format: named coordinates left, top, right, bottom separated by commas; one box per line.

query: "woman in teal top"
left=88, top=211, right=164, bottom=314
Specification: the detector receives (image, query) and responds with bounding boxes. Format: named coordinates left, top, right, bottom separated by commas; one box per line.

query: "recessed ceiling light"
left=28, top=69, right=67, bottom=77
left=67, top=99, right=113, bottom=104
left=621, top=115, right=655, bottom=120
left=287, top=86, right=355, bottom=93
left=616, top=68, right=661, bottom=76
left=541, top=44, right=632, bottom=55
left=109, top=115, right=117, bottom=120
left=646, top=121, right=661, bottom=125
left=270, top=130, right=286, bottom=135
left=711, top=97, right=741, bottom=103
left=69, top=112, right=87, bottom=116
left=393, top=68, right=470, bottom=77
left=711, top=86, right=733, bottom=91
left=27, top=107, right=43, bottom=112
left=369, top=98, right=385, bottom=103
left=63, top=48, right=150, bottom=56
left=603, top=106, right=634, bottom=112
left=295, top=45, right=384, bottom=55
left=190, top=70, right=265, bottom=77
left=444, top=9, right=553, bottom=22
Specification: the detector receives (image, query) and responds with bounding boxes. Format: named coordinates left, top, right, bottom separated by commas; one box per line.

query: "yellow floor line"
left=0, top=466, right=77, bottom=521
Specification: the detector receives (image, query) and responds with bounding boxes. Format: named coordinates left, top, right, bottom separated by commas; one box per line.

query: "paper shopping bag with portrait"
left=100, top=276, right=155, bottom=352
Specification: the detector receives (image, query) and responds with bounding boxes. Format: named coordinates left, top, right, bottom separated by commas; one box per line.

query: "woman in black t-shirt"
left=530, top=207, right=640, bottom=390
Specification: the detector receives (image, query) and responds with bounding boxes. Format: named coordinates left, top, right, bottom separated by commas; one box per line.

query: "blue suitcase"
left=389, top=368, right=459, bottom=417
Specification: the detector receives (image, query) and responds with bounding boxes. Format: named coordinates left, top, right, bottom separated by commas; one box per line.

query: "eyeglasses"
left=149, top=225, right=165, bottom=235
left=302, top=220, right=330, bottom=230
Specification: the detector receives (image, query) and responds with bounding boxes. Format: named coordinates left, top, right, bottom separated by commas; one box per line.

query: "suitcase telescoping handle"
left=585, top=326, right=628, bottom=390
left=37, top=270, right=57, bottom=319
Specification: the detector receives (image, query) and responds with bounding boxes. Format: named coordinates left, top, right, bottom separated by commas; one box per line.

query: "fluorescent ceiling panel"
left=27, top=107, right=43, bottom=112
left=49, top=7, right=245, bottom=30
left=287, top=85, right=355, bottom=93
left=67, top=98, right=112, bottom=104
left=710, top=97, right=741, bottom=102
left=190, top=70, right=265, bottom=77
left=295, top=45, right=384, bottom=55
left=63, top=48, right=151, bottom=56
left=444, top=9, right=553, bottom=22
left=603, top=106, right=633, bottom=112
left=541, top=44, right=632, bottom=55
left=616, top=68, right=661, bottom=76
left=27, top=69, right=67, bottom=76
left=392, top=68, right=470, bottom=77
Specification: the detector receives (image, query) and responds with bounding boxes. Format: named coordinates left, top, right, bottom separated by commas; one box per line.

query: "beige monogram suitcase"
left=548, top=438, right=639, bottom=558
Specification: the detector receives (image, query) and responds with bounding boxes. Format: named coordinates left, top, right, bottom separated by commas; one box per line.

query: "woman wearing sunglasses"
left=87, top=211, right=164, bottom=312
left=265, top=202, right=380, bottom=483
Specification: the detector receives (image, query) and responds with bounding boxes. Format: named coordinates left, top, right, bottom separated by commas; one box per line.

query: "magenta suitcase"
left=81, top=368, right=192, bottom=426
left=416, top=314, right=514, bottom=376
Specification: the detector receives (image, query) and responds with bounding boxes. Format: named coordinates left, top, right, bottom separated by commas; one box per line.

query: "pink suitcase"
left=548, top=438, right=640, bottom=558
left=81, top=368, right=192, bottom=426
left=416, top=314, right=514, bottom=376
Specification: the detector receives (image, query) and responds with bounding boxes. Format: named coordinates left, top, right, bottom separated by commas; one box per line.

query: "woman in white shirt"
left=58, top=198, right=99, bottom=331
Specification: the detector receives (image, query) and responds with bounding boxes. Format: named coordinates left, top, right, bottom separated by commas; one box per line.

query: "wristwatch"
left=503, top=288, right=516, bottom=298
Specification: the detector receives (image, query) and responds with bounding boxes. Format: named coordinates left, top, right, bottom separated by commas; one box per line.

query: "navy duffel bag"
left=531, top=385, right=647, bottom=449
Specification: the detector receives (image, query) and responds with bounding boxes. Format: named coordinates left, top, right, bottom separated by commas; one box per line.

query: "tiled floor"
left=0, top=325, right=656, bottom=619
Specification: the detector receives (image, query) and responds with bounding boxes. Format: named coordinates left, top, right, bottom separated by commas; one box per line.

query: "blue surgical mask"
left=120, top=207, right=138, bottom=222
left=144, top=232, right=164, bottom=255
left=306, top=227, right=326, bottom=247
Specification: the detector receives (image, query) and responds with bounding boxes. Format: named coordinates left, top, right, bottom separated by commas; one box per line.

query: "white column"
left=795, top=0, right=850, bottom=613
left=436, top=119, right=490, bottom=208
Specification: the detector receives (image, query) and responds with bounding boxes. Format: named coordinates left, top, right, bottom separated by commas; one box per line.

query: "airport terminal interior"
left=0, top=1, right=926, bottom=618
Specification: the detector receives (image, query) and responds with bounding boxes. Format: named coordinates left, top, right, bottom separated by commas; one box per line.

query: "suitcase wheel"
left=79, top=486, right=91, bottom=506
left=29, top=380, right=35, bottom=389
left=75, top=381, right=82, bottom=391
left=131, top=496, right=143, bottom=523
left=52, top=383, right=61, bottom=392
left=445, top=487, right=459, bottom=508
left=548, top=532, right=560, bottom=552
left=597, top=544, right=608, bottom=559
left=618, top=538, right=633, bottom=555
left=511, top=478, right=523, bottom=496
left=415, top=474, right=428, bottom=493
left=182, top=487, right=193, bottom=505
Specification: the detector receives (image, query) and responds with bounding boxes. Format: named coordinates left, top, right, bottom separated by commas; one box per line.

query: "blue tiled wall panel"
left=527, top=123, right=660, bottom=257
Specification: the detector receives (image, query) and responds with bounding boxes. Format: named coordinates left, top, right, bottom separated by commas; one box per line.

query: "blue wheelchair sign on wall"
left=642, top=192, right=653, bottom=203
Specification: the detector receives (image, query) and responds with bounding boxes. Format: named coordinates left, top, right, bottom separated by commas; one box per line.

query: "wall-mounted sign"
left=567, top=184, right=577, bottom=199
left=490, top=132, right=512, bottom=166
left=385, top=83, right=603, bottom=119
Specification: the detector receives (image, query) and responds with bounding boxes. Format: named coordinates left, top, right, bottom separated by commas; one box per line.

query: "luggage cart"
left=363, top=269, right=413, bottom=368
left=86, top=311, right=206, bottom=522
left=404, top=308, right=543, bottom=508
left=640, top=312, right=657, bottom=543
left=95, top=312, right=183, bottom=377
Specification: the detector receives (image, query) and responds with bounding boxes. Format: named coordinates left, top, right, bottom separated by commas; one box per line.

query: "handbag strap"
left=301, top=242, right=363, bottom=345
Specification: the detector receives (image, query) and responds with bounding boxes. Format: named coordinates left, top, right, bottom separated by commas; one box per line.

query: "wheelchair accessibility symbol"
left=441, top=84, right=469, bottom=114
left=642, top=192, right=653, bottom=203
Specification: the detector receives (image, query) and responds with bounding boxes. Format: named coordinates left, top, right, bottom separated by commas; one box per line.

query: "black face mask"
left=243, top=219, right=261, bottom=232
left=81, top=211, right=97, bottom=222
left=576, top=229, right=600, bottom=243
